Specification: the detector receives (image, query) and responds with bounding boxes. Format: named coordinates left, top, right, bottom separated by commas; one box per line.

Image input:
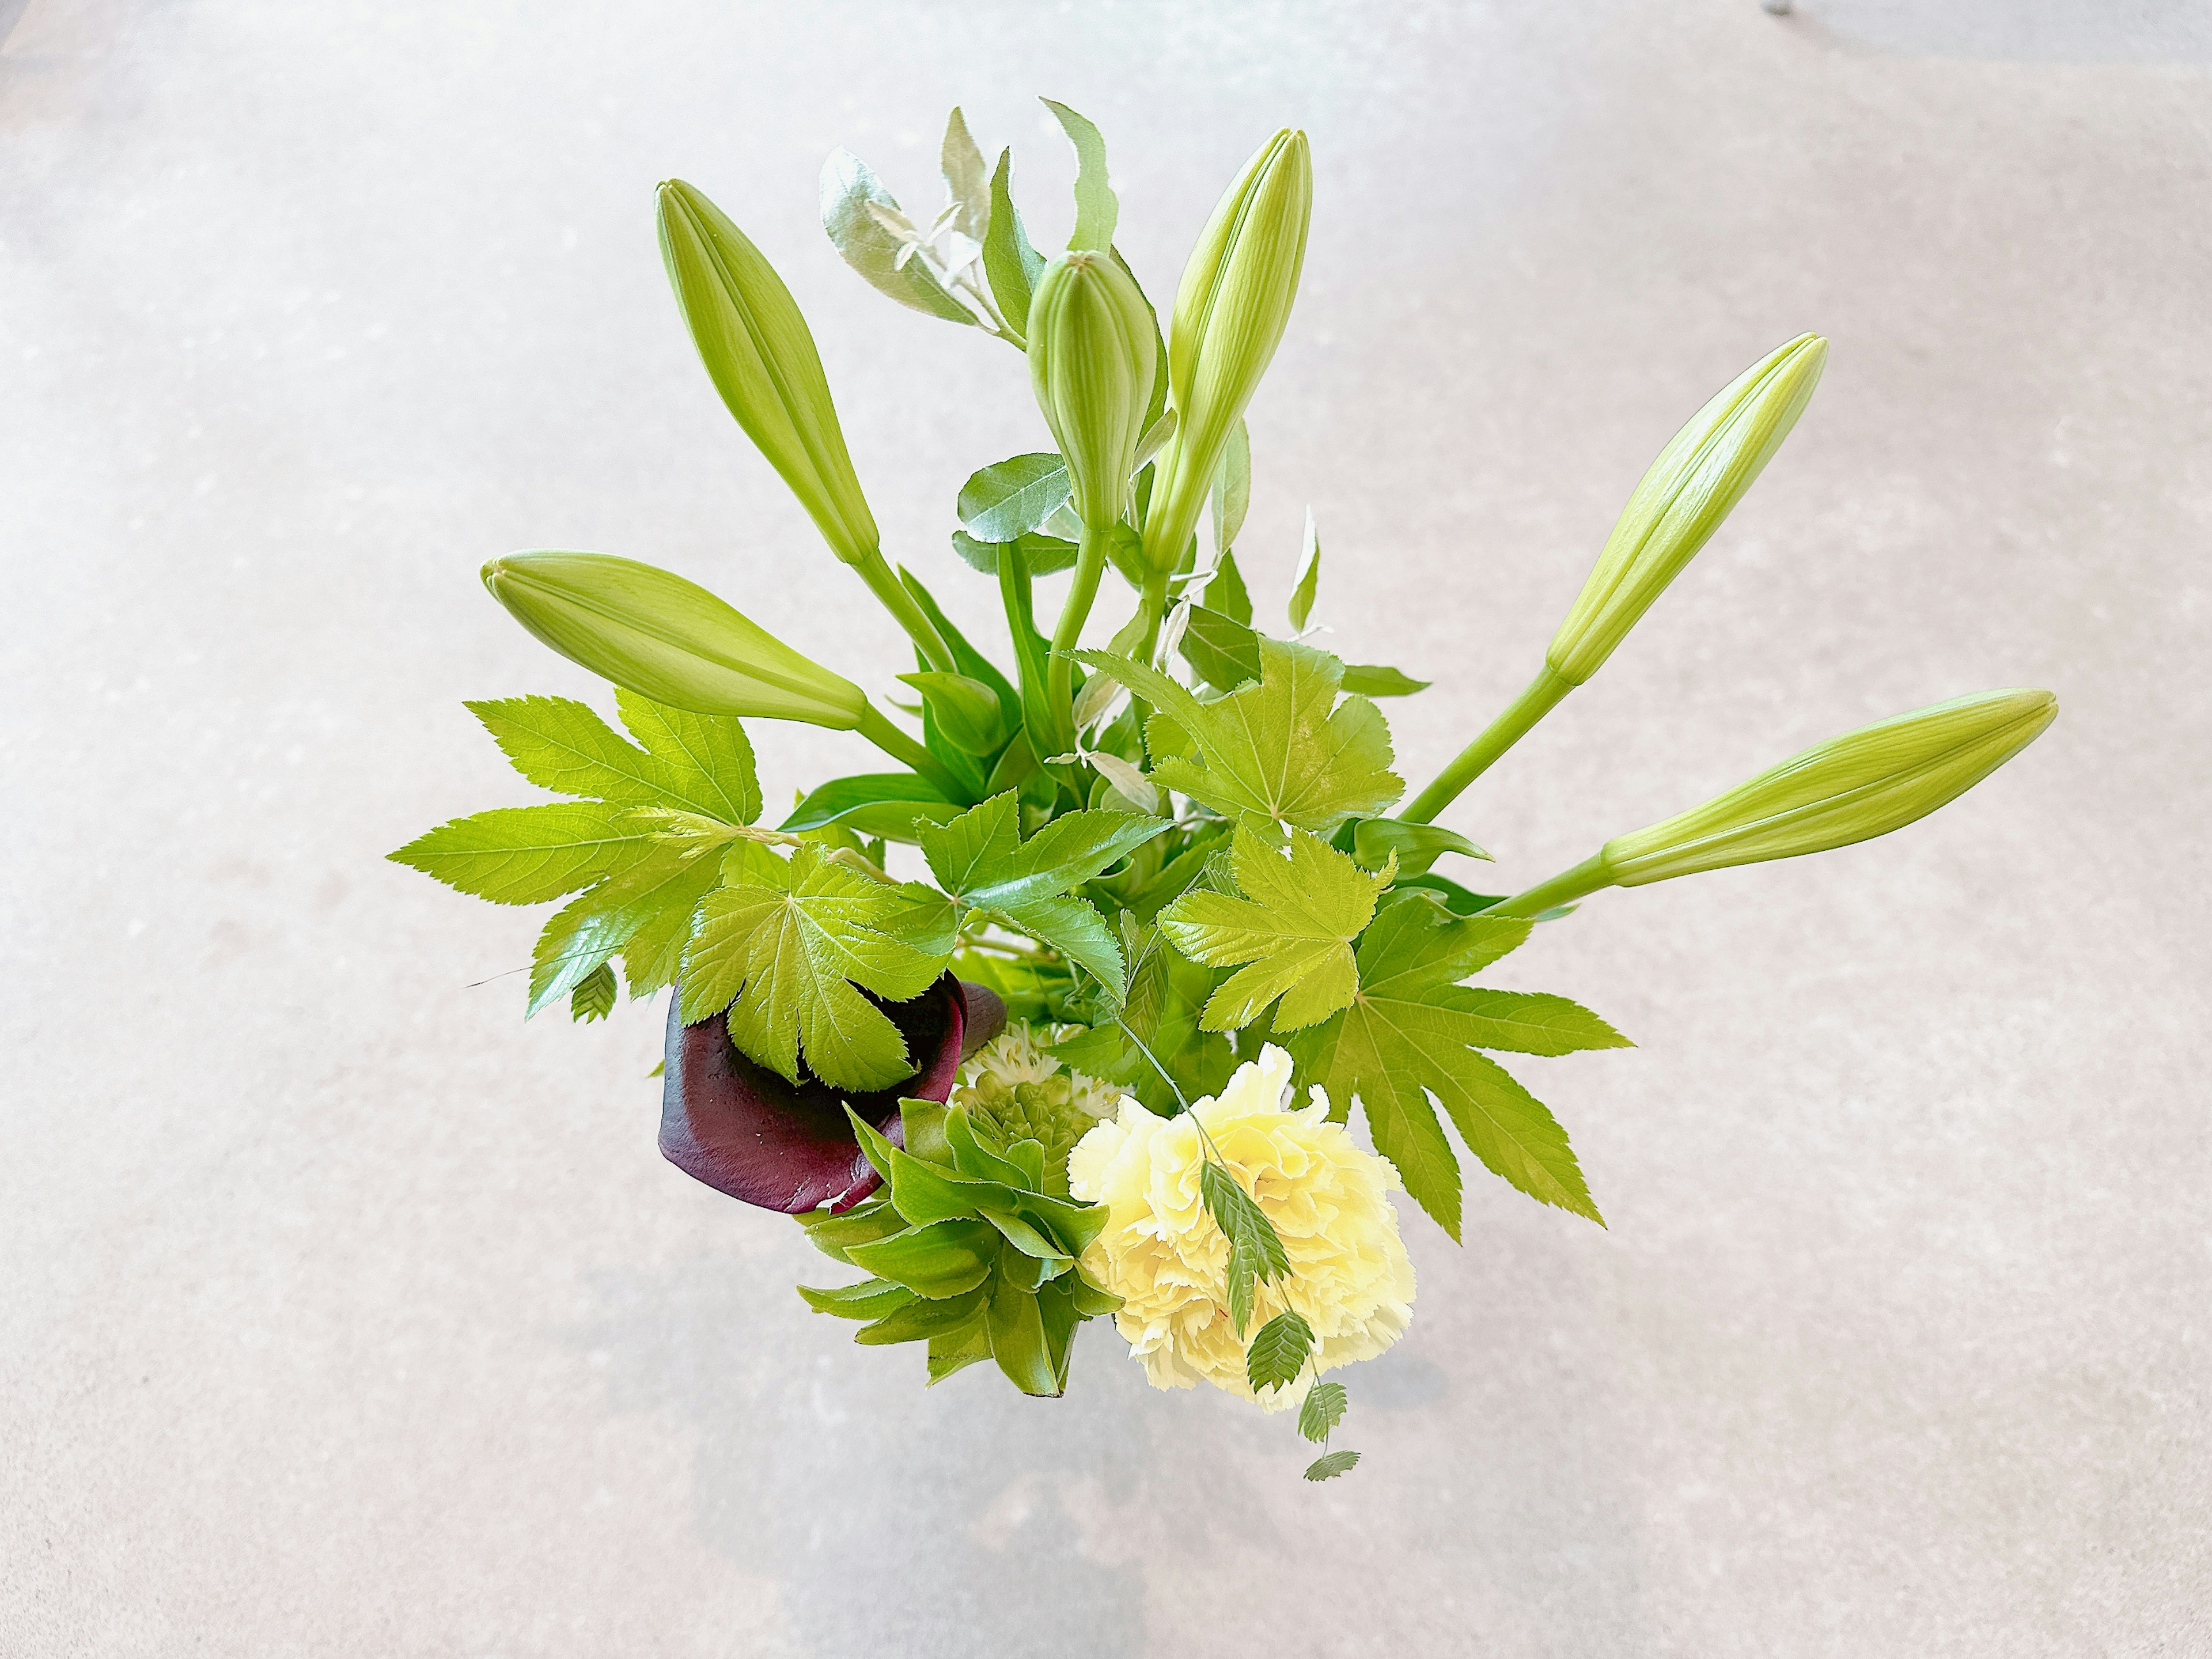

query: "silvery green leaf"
left=1071, top=670, right=1128, bottom=732
left=939, top=107, right=991, bottom=243
left=1135, top=407, right=1177, bottom=469
left=1041, top=499, right=1086, bottom=541
left=1158, top=598, right=1192, bottom=666
left=957, top=453, right=1071, bottom=542
left=1289, top=508, right=1320, bottom=632
left=949, top=528, right=1080, bottom=578
left=820, top=148, right=976, bottom=325
left=1040, top=99, right=1118, bottom=252
left=1088, top=751, right=1158, bottom=815
left=1211, top=418, right=1251, bottom=557
left=982, top=148, right=1045, bottom=343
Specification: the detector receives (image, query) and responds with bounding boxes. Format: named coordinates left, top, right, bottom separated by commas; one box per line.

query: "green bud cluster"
left=955, top=1072, right=1099, bottom=1196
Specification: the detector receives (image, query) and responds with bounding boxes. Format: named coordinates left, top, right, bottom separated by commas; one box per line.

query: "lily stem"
left=1047, top=522, right=1112, bottom=752
left=1400, top=664, right=1574, bottom=824
left=855, top=702, right=966, bottom=800
left=853, top=545, right=958, bottom=675
left=1487, top=852, right=1614, bottom=919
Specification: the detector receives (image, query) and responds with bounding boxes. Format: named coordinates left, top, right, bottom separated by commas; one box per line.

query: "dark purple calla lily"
left=658, top=974, right=1007, bottom=1214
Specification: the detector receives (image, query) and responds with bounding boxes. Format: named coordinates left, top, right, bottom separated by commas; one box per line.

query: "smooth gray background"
left=5, top=1, right=2207, bottom=1653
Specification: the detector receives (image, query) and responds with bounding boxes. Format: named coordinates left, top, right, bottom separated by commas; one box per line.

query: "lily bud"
left=482, top=551, right=869, bottom=729
left=657, top=179, right=879, bottom=566
left=1139, top=128, right=1311, bottom=573
left=1602, top=688, right=2057, bottom=886
left=1547, top=332, right=1828, bottom=687
left=1027, top=251, right=1158, bottom=531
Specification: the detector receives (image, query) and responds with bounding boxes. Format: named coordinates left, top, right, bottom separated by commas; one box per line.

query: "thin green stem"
left=853, top=546, right=957, bottom=674
left=1487, top=852, right=1613, bottom=919
left=1046, top=522, right=1112, bottom=751
left=854, top=702, right=965, bottom=800
left=1134, top=565, right=1172, bottom=666
left=1400, top=664, right=1574, bottom=824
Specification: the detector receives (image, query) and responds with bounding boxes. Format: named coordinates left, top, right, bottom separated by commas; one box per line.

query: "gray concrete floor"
left=5, top=2, right=2208, bottom=1653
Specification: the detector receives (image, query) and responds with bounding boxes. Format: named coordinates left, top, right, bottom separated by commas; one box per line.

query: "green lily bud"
left=1603, top=688, right=2057, bottom=884
left=1139, top=128, right=1311, bottom=574
left=1491, top=688, right=2057, bottom=916
left=1547, top=332, right=1829, bottom=687
left=657, top=180, right=878, bottom=567
left=482, top=550, right=868, bottom=729
left=1027, top=251, right=1158, bottom=531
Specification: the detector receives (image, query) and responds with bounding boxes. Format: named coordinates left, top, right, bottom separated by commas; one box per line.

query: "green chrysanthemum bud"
left=1027, top=251, right=1158, bottom=531
left=482, top=550, right=868, bottom=728
left=1139, top=128, right=1311, bottom=574
left=657, top=179, right=879, bottom=566
left=1492, top=688, right=2058, bottom=915
left=1548, top=332, right=1829, bottom=687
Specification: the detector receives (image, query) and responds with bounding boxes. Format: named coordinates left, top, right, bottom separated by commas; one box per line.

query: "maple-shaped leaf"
left=464, top=692, right=759, bottom=823
left=1158, top=825, right=1390, bottom=1032
left=916, top=792, right=1169, bottom=1001
left=1289, top=896, right=1630, bottom=1240
left=389, top=801, right=662, bottom=905
left=1071, top=639, right=1400, bottom=834
left=529, top=843, right=723, bottom=1016
left=679, top=842, right=953, bottom=1091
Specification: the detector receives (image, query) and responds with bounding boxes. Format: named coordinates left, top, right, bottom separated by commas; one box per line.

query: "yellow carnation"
left=1067, top=1045, right=1416, bottom=1411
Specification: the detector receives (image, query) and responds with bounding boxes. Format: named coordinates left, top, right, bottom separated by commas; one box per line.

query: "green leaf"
left=679, top=842, right=952, bottom=1090
left=820, top=147, right=976, bottom=325
left=1210, top=423, right=1251, bottom=560
left=1074, top=638, right=1402, bottom=834
left=1178, top=604, right=1263, bottom=694
left=1160, top=825, right=1389, bottom=1032
left=986, top=1251, right=1063, bottom=1396
left=898, top=566, right=1022, bottom=721
left=1339, top=664, right=1430, bottom=698
left=613, top=688, right=761, bottom=825
left=958, top=453, right=1071, bottom=544
left=1289, top=897, right=1613, bottom=1237
left=854, top=1282, right=989, bottom=1345
left=467, top=695, right=677, bottom=806
left=1039, top=99, right=1117, bottom=253
left=918, top=793, right=1169, bottom=999
left=982, top=147, right=1045, bottom=341
left=1351, top=819, right=1489, bottom=871
left=781, top=772, right=964, bottom=844
left=1433, top=988, right=1631, bottom=1056
left=843, top=1218, right=999, bottom=1298
left=898, top=671, right=1010, bottom=756
left=926, top=1317, right=995, bottom=1384
left=1288, top=510, right=1320, bottom=632
left=388, top=802, right=657, bottom=905
left=528, top=845, right=720, bottom=1018
left=796, top=1277, right=915, bottom=1321
left=1204, top=547, right=1252, bottom=623
left=797, top=1196, right=911, bottom=1264
left=950, top=529, right=1080, bottom=578
left=1298, top=1380, right=1349, bottom=1443
left=1393, top=872, right=1509, bottom=916
left=1304, top=1450, right=1361, bottom=1482
left=570, top=962, right=618, bottom=1021
left=938, top=108, right=990, bottom=243
left=1245, top=1310, right=1315, bottom=1395
left=1200, top=1161, right=1291, bottom=1336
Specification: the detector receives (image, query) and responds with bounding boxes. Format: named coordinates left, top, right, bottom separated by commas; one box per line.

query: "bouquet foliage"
left=393, top=105, right=2055, bottom=1480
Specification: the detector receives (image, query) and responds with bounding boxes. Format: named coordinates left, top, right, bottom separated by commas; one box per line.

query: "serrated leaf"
left=678, top=843, right=950, bottom=1090
left=613, top=688, right=761, bottom=825
left=958, top=453, right=1071, bottom=544
left=1289, top=510, right=1320, bottom=632
left=1304, top=1450, right=1360, bottom=1481
left=529, top=845, right=720, bottom=1018
left=981, top=148, right=1044, bottom=342
left=1290, top=897, right=1615, bottom=1236
left=1245, top=1310, right=1315, bottom=1395
left=1340, top=664, right=1430, bottom=698
left=388, top=801, right=657, bottom=905
left=1200, top=1161, right=1291, bottom=1336
left=1160, top=825, right=1389, bottom=1032
left=1074, top=639, right=1401, bottom=834
left=1210, top=422, right=1251, bottom=559
left=1040, top=99, right=1117, bottom=253
left=1432, top=988, right=1632, bottom=1055
left=821, top=148, right=976, bottom=325
left=466, top=695, right=677, bottom=806
left=569, top=962, right=617, bottom=1021
left=1298, top=1380, right=1349, bottom=1442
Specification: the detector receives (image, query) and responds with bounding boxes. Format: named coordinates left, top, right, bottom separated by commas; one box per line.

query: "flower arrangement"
left=392, top=104, right=2055, bottom=1481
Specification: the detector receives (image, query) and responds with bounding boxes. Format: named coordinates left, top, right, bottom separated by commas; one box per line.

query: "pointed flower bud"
left=1027, top=251, right=1158, bottom=531
left=482, top=551, right=868, bottom=729
left=1140, top=128, right=1311, bottom=573
left=657, top=179, right=879, bottom=566
left=1602, top=688, right=2057, bottom=886
left=1547, top=332, right=1829, bottom=687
